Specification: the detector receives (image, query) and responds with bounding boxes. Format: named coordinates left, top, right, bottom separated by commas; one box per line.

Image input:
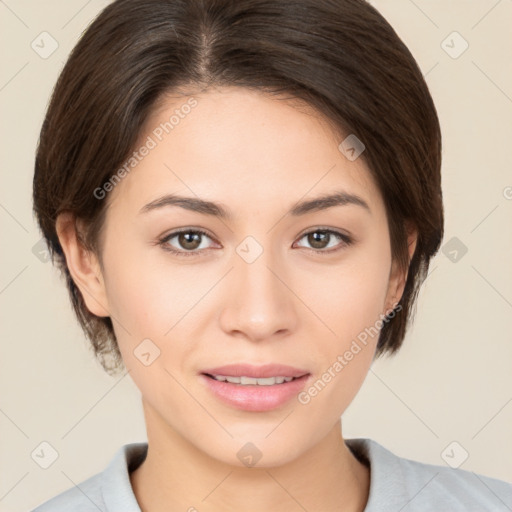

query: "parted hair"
left=33, top=0, right=443, bottom=375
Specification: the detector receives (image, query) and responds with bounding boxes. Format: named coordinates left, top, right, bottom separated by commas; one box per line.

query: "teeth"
left=211, top=375, right=295, bottom=385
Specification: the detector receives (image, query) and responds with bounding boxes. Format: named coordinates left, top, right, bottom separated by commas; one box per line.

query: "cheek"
left=103, top=253, right=207, bottom=400
left=295, top=241, right=391, bottom=347
left=291, top=238, right=391, bottom=406
left=103, top=241, right=215, bottom=338
left=101, top=244, right=225, bottom=396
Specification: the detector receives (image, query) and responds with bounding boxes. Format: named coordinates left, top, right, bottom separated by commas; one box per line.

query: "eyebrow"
left=139, top=190, right=371, bottom=219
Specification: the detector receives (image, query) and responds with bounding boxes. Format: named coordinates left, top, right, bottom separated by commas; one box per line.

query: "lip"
left=200, top=363, right=309, bottom=379
left=199, top=364, right=310, bottom=412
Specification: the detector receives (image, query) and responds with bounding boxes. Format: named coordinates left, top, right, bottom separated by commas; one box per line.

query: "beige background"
left=1, top=0, right=511, bottom=510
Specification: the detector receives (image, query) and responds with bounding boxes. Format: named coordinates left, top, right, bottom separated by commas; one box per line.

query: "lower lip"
left=200, top=374, right=310, bottom=412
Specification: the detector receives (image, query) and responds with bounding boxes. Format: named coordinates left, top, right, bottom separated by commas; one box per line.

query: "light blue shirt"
left=31, top=438, right=512, bottom=511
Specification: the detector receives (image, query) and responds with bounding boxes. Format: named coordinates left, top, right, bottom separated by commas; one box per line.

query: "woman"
left=31, top=0, right=512, bottom=510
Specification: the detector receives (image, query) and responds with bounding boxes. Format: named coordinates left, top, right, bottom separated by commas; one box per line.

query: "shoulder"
left=29, top=472, right=105, bottom=512
left=346, top=437, right=512, bottom=512
left=29, top=442, right=147, bottom=512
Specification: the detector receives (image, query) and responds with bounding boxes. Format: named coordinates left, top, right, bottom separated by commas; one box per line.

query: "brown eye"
left=178, top=232, right=202, bottom=250
left=159, top=229, right=217, bottom=256
left=295, top=229, right=353, bottom=253
left=307, top=231, right=330, bottom=249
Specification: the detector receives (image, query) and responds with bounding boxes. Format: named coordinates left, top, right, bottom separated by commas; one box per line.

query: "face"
left=76, top=86, right=408, bottom=467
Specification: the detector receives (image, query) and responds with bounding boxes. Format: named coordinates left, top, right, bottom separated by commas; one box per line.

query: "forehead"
left=106, top=86, right=384, bottom=219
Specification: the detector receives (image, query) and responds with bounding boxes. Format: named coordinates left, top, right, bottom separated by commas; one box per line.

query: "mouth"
left=201, top=363, right=309, bottom=379
left=203, top=374, right=303, bottom=385
left=199, top=364, right=311, bottom=411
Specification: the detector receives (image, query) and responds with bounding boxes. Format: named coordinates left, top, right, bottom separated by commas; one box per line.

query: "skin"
left=57, top=86, right=417, bottom=512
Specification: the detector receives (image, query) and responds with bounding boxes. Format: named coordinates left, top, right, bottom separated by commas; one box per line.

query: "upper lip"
left=201, top=364, right=310, bottom=379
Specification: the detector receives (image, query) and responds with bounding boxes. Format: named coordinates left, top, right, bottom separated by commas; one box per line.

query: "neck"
left=130, top=401, right=370, bottom=512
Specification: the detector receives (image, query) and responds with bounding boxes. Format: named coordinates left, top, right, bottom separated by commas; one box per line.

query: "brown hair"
left=33, top=0, right=443, bottom=375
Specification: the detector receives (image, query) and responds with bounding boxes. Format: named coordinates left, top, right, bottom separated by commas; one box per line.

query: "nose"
left=218, top=242, right=298, bottom=343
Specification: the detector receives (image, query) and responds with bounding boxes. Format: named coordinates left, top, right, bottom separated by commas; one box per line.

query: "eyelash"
left=157, top=227, right=353, bottom=258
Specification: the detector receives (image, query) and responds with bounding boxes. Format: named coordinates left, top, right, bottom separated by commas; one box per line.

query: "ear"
left=56, top=212, right=110, bottom=317
left=384, top=221, right=417, bottom=314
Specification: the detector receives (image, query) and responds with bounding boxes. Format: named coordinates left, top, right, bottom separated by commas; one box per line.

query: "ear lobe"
left=56, top=212, right=110, bottom=318
left=384, top=223, right=418, bottom=313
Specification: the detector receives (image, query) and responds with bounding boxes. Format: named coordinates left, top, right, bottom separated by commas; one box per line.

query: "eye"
left=158, top=228, right=218, bottom=257
left=294, top=228, right=353, bottom=254
left=158, top=227, right=353, bottom=257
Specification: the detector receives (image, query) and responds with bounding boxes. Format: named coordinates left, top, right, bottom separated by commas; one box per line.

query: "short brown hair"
left=33, top=0, right=443, bottom=375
